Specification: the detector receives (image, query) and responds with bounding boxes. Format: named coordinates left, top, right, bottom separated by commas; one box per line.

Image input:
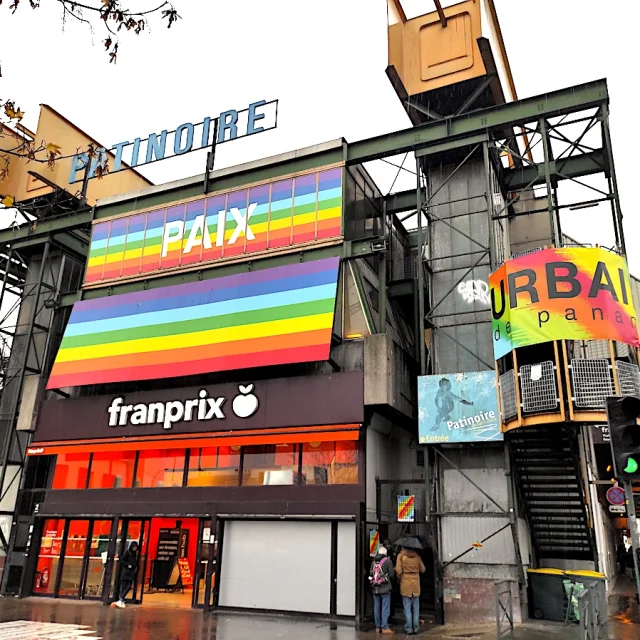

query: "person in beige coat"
left=395, top=548, right=426, bottom=635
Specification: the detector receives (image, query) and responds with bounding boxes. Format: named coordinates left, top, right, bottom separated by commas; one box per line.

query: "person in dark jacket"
left=369, top=545, right=394, bottom=634
left=114, top=541, right=139, bottom=609
left=383, top=539, right=399, bottom=624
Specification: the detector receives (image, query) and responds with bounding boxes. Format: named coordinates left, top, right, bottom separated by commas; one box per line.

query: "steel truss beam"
left=348, top=80, right=608, bottom=164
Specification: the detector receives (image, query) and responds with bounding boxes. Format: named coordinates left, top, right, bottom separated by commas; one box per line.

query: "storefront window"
left=301, top=441, right=358, bottom=484
left=88, top=451, right=136, bottom=489
left=58, top=520, right=89, bottom=597
left=33, top=518, right=65, bottom=595
left=135, top=449, right=185, bottom=488
left=51, top=453, right=90, bottom=490
left=242, top=444, right=299, bottom=486
left=187, top=447, right=240, bottom=487
left=84, top=520, right=112, bottom=598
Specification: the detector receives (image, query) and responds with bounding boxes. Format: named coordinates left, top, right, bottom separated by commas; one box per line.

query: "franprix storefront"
left=24, top=372, right=364, bottom=615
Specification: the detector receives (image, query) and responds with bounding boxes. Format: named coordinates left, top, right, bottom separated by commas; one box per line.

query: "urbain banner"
left=490, top=247, right=639, bottom=359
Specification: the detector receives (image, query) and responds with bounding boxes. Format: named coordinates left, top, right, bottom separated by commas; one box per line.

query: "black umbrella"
left=394, top=536, right=425, bottom=550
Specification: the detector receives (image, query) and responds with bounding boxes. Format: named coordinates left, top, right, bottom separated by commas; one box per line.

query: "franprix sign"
left=33, top=372, right=364, bottom=443
left=489, top=247, right=640, bottom=359
left=107, top=383, right=260, bottom=430
left=68, top=99, right=278, bottom=184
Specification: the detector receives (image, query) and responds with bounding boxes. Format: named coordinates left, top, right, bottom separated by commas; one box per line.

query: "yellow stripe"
left=292, top=211, right=316, bottom=226
left=56, top=313, right=334, bottom=363
left=318, top=206, right=340, bottom=221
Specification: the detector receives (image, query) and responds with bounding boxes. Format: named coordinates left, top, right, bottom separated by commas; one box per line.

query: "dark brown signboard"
left=34, top=372, right=364, bottom=442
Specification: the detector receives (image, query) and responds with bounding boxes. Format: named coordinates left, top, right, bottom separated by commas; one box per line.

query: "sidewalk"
left=0, top=588, right=638, bottom=639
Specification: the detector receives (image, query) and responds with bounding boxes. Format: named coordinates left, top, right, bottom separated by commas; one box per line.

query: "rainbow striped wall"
left=85, top=167, right=343, bottom=285
left=47, top=257, right=340, bottom=389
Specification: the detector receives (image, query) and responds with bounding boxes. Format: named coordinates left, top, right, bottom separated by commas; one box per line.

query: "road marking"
left=0, top=621, right=101, bottom=639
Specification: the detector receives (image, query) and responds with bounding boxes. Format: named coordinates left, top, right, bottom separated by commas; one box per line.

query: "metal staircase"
left=507, top=426, right=595, bottom=562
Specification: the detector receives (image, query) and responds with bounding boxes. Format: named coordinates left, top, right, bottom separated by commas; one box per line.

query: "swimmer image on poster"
left=432, top=377, right=473, bottom=432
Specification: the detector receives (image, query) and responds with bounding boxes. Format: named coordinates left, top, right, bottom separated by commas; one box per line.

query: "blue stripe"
left=65, top=283, right=337, bottom=337
left=69, top=267, right=338, bottom=324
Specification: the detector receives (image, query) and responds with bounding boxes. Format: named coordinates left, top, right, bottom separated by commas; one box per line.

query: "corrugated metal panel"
left=441, top=516, right=513, bottom=565
left=428, top=159, right=493, bottom=373
left=442, top=468, right=507, bottom=513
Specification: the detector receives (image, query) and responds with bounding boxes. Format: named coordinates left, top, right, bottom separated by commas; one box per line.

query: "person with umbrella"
left=395, top=537, right=425, bottom=635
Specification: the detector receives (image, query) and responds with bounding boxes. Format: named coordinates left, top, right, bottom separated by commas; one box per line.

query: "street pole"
left=623, top=479, right=640, bottom=602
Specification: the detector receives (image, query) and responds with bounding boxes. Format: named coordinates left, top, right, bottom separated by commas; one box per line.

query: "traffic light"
left=607, top=396, right=640, bottom=479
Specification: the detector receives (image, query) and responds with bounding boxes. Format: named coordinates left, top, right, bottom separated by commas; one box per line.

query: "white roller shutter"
left=219, top=520, right=332, bottom=614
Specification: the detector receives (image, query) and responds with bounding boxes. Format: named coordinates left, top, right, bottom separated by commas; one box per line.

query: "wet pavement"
left=0, top=591, right=638, bottom=640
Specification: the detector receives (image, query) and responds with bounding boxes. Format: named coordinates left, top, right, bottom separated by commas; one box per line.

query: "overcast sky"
left=1, top=0, right=639, bottom=268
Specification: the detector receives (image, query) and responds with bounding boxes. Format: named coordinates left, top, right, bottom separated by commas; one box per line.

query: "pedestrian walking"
left=396, top=546, right=425, bottom=635
left=369, top=545, right=394, bottom=634
left=113, top=541, right=139, bottom=609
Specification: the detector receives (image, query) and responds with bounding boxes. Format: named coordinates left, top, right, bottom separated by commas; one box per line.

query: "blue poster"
left=418, top=371, right=503, bottom=443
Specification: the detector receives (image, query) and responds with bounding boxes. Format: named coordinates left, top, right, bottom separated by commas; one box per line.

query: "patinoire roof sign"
left=68, top=99, right=278, bottom=183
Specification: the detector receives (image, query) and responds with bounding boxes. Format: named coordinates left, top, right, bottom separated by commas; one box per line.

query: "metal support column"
left=600, top=105, right=626, bottom=255
left=483, top=142, right=496, bottom=269
left=504, top=442, right=527, bottom=615
left=539, top=118, right=559, bottom=247
left=416, top=158, right=426, bottom=375
left=623, top=480, right=640, bottom=602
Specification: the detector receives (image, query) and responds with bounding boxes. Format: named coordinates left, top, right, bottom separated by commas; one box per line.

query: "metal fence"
left=495, top=580, right=514, bottom=639
left=520, top=361, right=558, bottom=413
left=577, top=580, right=607, bottom=640
left=571, top=359, right=614, bottom=408
left=499, top=370, right=517, bottom=421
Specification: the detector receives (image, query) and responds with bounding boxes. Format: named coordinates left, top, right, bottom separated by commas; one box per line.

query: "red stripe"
left=47, top=343, right=330, bottom=389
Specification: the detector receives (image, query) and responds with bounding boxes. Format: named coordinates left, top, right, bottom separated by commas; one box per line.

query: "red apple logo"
left=232, top=384, right=259, bottom=418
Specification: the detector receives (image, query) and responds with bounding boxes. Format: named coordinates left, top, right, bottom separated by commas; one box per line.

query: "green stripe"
left=60, top=298, right=335, bottom=349
left=317, top=196, right=341, bottom=210
left=293, top=202, right=316, bottom=217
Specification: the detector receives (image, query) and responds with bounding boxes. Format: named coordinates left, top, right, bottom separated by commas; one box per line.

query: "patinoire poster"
left=418, top=371, right=503, bottom=444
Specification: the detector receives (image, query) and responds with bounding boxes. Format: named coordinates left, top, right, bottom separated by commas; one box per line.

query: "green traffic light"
left=624, top=457, right=639, bottom=474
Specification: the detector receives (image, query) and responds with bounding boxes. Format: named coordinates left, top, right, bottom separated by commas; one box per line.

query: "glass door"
left=58, top=520, right=89, bottom=598
left=82, top=519, right=113, bottom=599
left=109, top=518, right=150, bottom=605
left=194, top=519, right=211, bottom=607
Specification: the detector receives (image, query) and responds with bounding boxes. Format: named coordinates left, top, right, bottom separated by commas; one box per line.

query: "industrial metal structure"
left=0, top=0, right=634, bottom=625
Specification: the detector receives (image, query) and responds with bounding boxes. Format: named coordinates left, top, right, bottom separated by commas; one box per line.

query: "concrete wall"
left=365, top=414, right=420, bottom=522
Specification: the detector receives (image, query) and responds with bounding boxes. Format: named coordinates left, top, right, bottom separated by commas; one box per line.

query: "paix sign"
left=490, top=247, right=640, bottom=359
left=85, top=167, right=342, bottom=284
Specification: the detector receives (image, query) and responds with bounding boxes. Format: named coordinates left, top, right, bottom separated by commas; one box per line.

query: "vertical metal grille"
left=520, top=361, right=558, bottom=413
left=571, top=359, right=613, bottom=408
left=616, top=361, right=640, bottom=397
left=572, top=340, right=610, bottom=360
left=499, top=369, right=517, bottom=421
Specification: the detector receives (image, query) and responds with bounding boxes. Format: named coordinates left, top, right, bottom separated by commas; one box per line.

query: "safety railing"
left=577, top=580, right=607, bottom=640
left=495, top=580, right=514, bottom=639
